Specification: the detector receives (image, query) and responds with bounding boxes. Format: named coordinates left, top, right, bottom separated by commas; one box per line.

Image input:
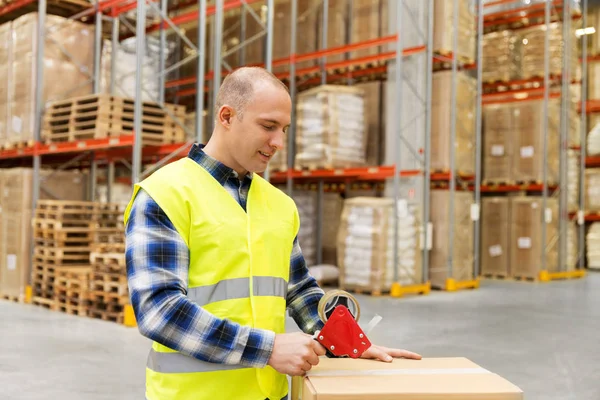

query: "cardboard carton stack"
left=433, top=0, right=476, bottom=63
left=350, top=0, right=387, bottom=60
left=483, top=99, right=562, bottom=184
left=480, top=197, right=511, bottom=278
left=429, top=190, right=473, bottom=288
left=431, top=70, right=476, bottom=174
left=585, top=169, right=600, bottom=212
left=0, top=22, right=11, bottom=144
left=589, top=120, right=600, bottom=156
left=510, top=197, right=558, bottom=279
left=587, top=223, right=600, bottom=271
left=482, top=30, right=522, bottom=83
left=295, top=85, right=366, bottom=169
left=337, top=197, right=422, bottom=294
left=0, top=168, right=88, bottom=302
left=5, top=13, right=94, bottom=147
left=589, top=62, right=600, bottom=100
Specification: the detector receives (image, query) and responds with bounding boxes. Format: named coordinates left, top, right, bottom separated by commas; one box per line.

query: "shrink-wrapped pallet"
left=433, top=0, right=476, bottom=62
left=588, top=120, right=600, bottom=156
left=295, top=85, right=366, bottom=169
left=585, top=169, right=600, bottom=212
left=429, top=190, right=473, bottom=288
left=480, top=197, right=510, bottom=278
left=431, top=70, right=476, bottom=174
left=587, top=223, right=600, bottom=270
left=337, top=197, right=422, bottom=293
left=482, top=30, right=522, bottom=83
left=509, top=197, right=558, bottom=278
left=483, top=103, right=514, bottom=183
left=100, top=36, right=175, bottom=103
left=519, top=22, right=580, bottom=81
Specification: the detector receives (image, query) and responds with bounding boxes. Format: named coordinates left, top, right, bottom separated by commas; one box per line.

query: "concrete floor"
left=1, top=273, right=599, bottom=400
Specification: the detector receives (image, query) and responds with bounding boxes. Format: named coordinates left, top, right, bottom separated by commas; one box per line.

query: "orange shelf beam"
left=270, top=166, right=422, bottom=182
left=0, top=0, right=35, bottom=17
left=585, top=213, right=600, bottom=222
left=583, top=100, right=600, bottom=114
left=587, top=156, right=600, bottom=168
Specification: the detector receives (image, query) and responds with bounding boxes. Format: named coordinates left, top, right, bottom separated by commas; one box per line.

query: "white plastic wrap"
left=587, top=223, right=600, bottom=270
left=588, top=122, right=600, bottom=156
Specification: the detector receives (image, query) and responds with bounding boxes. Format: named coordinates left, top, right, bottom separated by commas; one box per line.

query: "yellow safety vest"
left=124, top=157, right=299, bottom=400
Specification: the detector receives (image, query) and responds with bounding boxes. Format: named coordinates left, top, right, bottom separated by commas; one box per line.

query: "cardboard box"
left=429, top=190, right=473, bottom=287
left=292, top=357, right=523, bottom=399
left=482, top=30, right=521, bottom=82
left=357, top=81, right=384, bottom=166
left=481, top=197, right=510, bottom=277
left=585, top=169, right=600, bottom=212
left=433, top=0, right=476, bottom=62
left=589, top=62, right=600, bottom=101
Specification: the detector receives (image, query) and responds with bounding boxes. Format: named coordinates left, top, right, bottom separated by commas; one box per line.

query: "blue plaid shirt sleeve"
left=125, top=189, right=276, bottom=368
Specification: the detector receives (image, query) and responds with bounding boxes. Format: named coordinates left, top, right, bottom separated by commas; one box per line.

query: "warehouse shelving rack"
left=0, top=0, right=593, bottom=305
left=480, top=0, right=588, bottom=281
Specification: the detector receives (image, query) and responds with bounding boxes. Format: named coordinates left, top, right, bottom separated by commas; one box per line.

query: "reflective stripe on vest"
left=188, top=276, right=287, bottom=307
left=147, top=348, right=247, bottom=374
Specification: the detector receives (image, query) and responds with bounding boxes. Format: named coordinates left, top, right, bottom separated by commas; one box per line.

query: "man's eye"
left=263, top=125, right=275, bottom=131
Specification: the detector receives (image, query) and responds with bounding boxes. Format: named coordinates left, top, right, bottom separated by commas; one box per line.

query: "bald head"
left=214, top=67, right=289, bottom=120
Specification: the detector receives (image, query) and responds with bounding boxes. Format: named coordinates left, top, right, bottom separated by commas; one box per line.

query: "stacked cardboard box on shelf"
left=481, top=196, right=578, bottom=279
left=429, top=190, right=473, bottom=288
left=483, top=99, right=565, bottom=184
left=589, top=119, right=600, bottom=156
left=0, top=22, right=11, bottom=144
left=587, top=223, right=600, bottom=271
left=482, top=30, right=522, bottom=83
left=0, top=168, right=88, bottom=301
left=2, top=13, right=94, bottom=147
left=585, top=169, right=600, bottom=211
left=589, top=62, right=600, bottom=100
left=431, top=70, right=476, bottom=174
left=433, top=0, right=476, bottom=63
left=295, top=85, right=366, bottom=169
left=337, top=197, right=422, bottom=294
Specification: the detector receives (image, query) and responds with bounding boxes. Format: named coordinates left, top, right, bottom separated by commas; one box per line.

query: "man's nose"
left=270, top=130, right=285, bottom=150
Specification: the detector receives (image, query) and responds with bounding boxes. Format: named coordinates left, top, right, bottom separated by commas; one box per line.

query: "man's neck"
left=202, top=140, right=248, bottom=177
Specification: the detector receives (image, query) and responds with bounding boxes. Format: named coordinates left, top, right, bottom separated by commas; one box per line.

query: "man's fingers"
left=369, top=346, right=393, bottom=362
left=312, top=340, right=327, bottom=356
left=380, top=346, right=422, bottom=360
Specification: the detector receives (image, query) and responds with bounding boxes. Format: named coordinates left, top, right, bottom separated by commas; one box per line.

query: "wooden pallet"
left=92, top=243, right=126, bottom=253
left=32, top=263, right=56, bottom=300
left=34, top=246, right=92, bottom=265
left=36, top=200, right=97, bottom=220
left=0, top=293, right=22, bottom=303
left=91, top=252, right=126, bottom=272
left=91, top=272, right=128, bottom=297
left=88, top=308, right=125, bottom=324
left=44, top=94, right=186, bottom=116
left=53, top=266, right=92, bottom=314
left=1, top=139, right=35, bottom=151
left=32, top=296, right=56, bottom=310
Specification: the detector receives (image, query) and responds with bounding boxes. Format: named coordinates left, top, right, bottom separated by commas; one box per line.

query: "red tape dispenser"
left=313, top=290, right=376, bottom=358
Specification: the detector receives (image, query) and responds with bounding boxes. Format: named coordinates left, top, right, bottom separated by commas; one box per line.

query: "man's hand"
left=267, top=332, right=327, bottom=376
left=360, top=344, right=422, bottom=362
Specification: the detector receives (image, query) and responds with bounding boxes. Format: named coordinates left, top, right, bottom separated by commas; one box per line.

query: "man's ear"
left=218, top=105, right=235, bottom=129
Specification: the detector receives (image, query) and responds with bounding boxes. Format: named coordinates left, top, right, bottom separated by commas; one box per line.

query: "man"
left=124, top=67, right=421, bottom=400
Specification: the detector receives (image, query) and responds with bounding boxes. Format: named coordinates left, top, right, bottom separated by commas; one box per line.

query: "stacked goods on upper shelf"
left=42, top=94, right=186, bottom=145
left=3, top=13, right=94, bottom=148
left=337, top=197, right=422, bottom=295
left=588, top=7, right=600, bottom=55
left=0, top=22, right=10, bottom=144
left=482, top=30, right=522, bottom=83
left=272, top=0, right=318, bottom=72
left=433, top=0, right=476, bottom=63
left=481, top=196, right=578, bottom=279
left=100, top=36, right=175, bottom=103
left=585, top=169, right=600, bottom=212
left=589, top=62, right=600, bottom=100
left=483, top=99, right=566, bottom=184
left=350, top=0, right=388, bottom=60
left=431, top=70, right=476, bottom=175
left=589, top=121, right=600, bottom=156
left=429, top=190, right=473, bottom=289
left=295, top=85, right=366, bottom=170
left=0, top=168, right=88, bottom=302
left=519, top=22, right=580, bottom=81
left=587, top=223, right=600, bottom=271
left=480, top=197, right=510, bottom=278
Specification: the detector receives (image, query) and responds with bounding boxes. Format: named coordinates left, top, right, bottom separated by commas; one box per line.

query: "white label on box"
left=491, top=145, right=505, bottom=156
left=518, top=237, right=532, bottom=249
left=577, top=210, right=585, bottom=225
left=520, top=146, right=534, bottom=158
left=545, top=207, right=553, bottom=223
left=7, top=254, right=16, bottom=271
left=489, top=245, right=503, bottom=257
left=420, top=222, right=433, bottom=251
left=397, top=199, right=408, bottom=218
left=470, top=203, right=480, bottom=221
left=12, top=116, right=22, bottom=133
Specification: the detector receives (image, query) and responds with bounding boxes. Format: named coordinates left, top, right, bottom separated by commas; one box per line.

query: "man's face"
left=225, top=83, right=291, bottom=175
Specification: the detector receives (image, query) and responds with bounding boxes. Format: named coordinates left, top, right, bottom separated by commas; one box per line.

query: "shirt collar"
left=187, top=143, right=253, bottom=186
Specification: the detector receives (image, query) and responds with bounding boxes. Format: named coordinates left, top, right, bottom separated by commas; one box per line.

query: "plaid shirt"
left=125, top=143, right=324, bottom=370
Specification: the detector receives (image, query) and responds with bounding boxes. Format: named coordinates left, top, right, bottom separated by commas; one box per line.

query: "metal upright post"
left=196, top=0, right=207, bottom=143
left=392, top=0, right=405, bottom=285
left=240, top=6, right=247, bottom=65
left=558, top=0, right=571, bottom=271
left=158, top=0, right=168, bottom=105
left=473, top=0, right=484, bottom=278
left=31, top=0, right=46, bottom=287
left=212, top=0, right=224, bottom=116
left=423, top=0, right=434, bottom=283
left=579, top=0, right=588, bottom=269
left=89, top=154, right=98, bottom=201
left=541, top=0, right=551, bottom=273
left=132, top=0, right=147, bottom=184
left=107, top=161, right=115, bottom=203
left=287, top=0, right=298, bottom=196
left=110, top=16, right=119, bottom=95
left=320, top=0, right=328, bottom=85
left=264, top=0, right=275, bottom=182
left=93, top=5, right=102, bottom=93
left=447, top=0, right=459, bottom=282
